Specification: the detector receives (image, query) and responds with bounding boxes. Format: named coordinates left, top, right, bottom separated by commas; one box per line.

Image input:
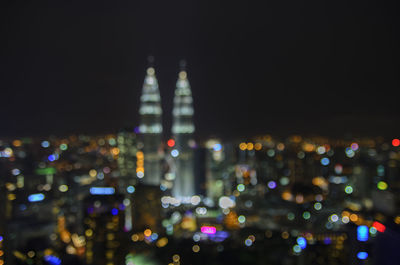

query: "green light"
left=238, top=215, right=246, bottom=223
left=60, top=144, right=68, bottom=150
left=237, top=184, right=245, bottom=192
left=302, top=211, right=311, bottom=220
left=344, top=185, right=353, bottom=194
left=35, top=167, right=56, bottom=175
left=314, top=202, right=322, bottom=210
left=287, top=212, right=295, bottom=221
left=377, top=181, right=388, bottom=190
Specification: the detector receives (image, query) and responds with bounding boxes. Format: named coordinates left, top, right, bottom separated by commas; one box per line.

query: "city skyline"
left=1, top=0, right=399, bottom=138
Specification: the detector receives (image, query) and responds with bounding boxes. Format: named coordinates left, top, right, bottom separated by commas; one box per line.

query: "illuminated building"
left=171, top=64, right=196, bottom=200
left=138, top=66, right=163, bottom=186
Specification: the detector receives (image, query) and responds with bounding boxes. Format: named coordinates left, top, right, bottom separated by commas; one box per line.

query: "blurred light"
left=238, top=215, right=246, bottom=223
left=280, top=177, right=289, bottom=186
left=28, top=193, right=45, bottom=202
left=357, top=252, right=368, bottom=260
left=320, top=157, right=330, bottom=166
left=334, top=164, right=343, bottom=174
left=60, top=143, right=68, bottom=150
left=167, top=139, right=175, bottom=147
left=201, top=226, right=216, bottom=234
left=44, top=255, right=61, bottom=265
left=239, top=143, right=247, bottom=151
left=111, top=208, right=118, bottom=215
left=237, top=184, right=245, bottom=192
left=218, top=196, right=235, bottom=209
left=351, top=143, right=359, bottom=151
left=357, top=225, right=369, bottom=241
left=59, top=185, right=68, bottom=192
left=144, top=229, right=152, bottom=237
left=192, top=244, right=200, bottom=252
left=345, top=148, right=355, bottom=158
left=41, top=141, right=50, bottom=148
left=48, top=155, right=56, bottom=162
left=267, top=181, right=277, bottom=189
left=11, top=168, right=20, bottom=176
left=90, top=187, right=115, bottom=195
left=369, top=227, right=377, bottom=235
left=190, top=195, right=201, bottom=205
left=254, top=143, right=262, bottom=150
left=344, top=186, right=353, bottom=194
left=245, top=239, right=253, bottom=246
left=127, top=186, right=135, bottom=193
left=213, top=143, right=222, bottom=151
left=342, top=216, right=350, bottom=223
left=171, top=149, right=179, bottom=157
left=330, top=214, right=339, bottom=222
left=392, top=139, right=400, bottom=147
left=247, top=142, right=254, bottom=150
left=89, top=169, right=97, bottom=177
left=302, top=211, right=311, bottom=220
left=293, top=245, right=301, bottom=253
left=377, top=181, right=388, bottom=190
left=372, top=221, right=386, bottom=233
left=297, top=237, right=307, bottom=249
left=314, top=202, right=322, bottom=210
left=316, top=146, right=326, bottom=154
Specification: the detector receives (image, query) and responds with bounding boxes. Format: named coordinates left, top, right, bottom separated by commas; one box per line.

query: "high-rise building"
left=171, top=65, right=196, bottom=200
left=138, top=67, right=163, bottom=186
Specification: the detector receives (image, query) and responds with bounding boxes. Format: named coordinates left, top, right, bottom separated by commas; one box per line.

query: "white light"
left=171, top=149, right=179, bottom=157
left=191, top=195, right=201, bottom=205
left=218, top=196, right=235, bottom=209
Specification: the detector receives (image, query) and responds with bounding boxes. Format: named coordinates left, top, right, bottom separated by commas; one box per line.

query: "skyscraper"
left=138, top=66, right=163, bottom=186
left=171, top=64, right=196, bottom=200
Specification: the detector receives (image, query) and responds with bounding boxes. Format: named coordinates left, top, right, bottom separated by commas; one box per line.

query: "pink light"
left=201, top=226, right=216, bottom=234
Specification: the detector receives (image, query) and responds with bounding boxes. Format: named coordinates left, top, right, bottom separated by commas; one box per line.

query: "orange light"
left=167, top=139, right=175, bottom=147
left=144, top=229, right=152, bottom=237
left=350, top=214, right=358, bottom=222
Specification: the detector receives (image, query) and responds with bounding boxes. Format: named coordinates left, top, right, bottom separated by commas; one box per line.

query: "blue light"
left=213, top=144, right=222, bottom=151
left=126, top=186, right=135, bottom=194
left=28, top=193, right=45, bottom=202
left=90, top=187, right=115, bottom=195
left=357, top=252, right=368, bottom=260
left=48, top=154, right=56, bottom=162
left=0, top=236, right=3, bottom=242
left=357, top=225, right=369, bottom=242
left=111, top=208, right=118, bottom=215
left=297, top=237, right=307, bottom=249
left=321, top=157, right=330, bottom=166
left=44, top=255, right=61, bottom=265
left=41, top=141, right=50, bottom=148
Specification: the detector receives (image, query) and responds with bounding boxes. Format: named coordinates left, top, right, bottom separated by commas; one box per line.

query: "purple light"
left=268, top=181, right=277, bottom=189
left=201, top=226, right=216, bottom=234
left=134, top=127, right=140, bottom=134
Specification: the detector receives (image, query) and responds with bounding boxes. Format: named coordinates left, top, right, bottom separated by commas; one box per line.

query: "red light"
left=392, top=139, right=400, bottom=147
left=167, top=139, right=175, bottom=147
left=372, top=221, right=386, bottom=233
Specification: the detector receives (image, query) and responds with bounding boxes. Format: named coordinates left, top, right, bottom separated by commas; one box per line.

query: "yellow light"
left=85, top=229, right=93, bottom=237
left=192, top=244, right=200, bottom=252
left=156, top=237, right=168, bottom=247
left=377, top=181, right=388, bottom=190
left=350, top=214, right=358, bottom=222
left=59, top=185, right=68, bottom=192
left=144, top=229, right=152, bottom=237
left=395, top=216, right=400, bottom=225
left=281, top=231, right=289, bottom=239
left=172, top=254, right=180, bottom=262
left=13, top=140, right=22, bottom=147
left=254, top=143, right=262, bottom=150
left=8, top=193, right=16, bottom=200
left=131, top=234, right=139, bottom=242
left=239, top=143, right=247, bottom=150
left=89, top=169, right=97, bottom=177
left=27, top=251, right=35, bottom=258
left=247, top=142, right=254, bottom=150
left=111, top=147, right=120, bottom=156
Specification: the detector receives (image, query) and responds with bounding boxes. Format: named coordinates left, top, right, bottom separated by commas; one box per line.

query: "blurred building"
left=138, top=67, right=163, bottom=187
left=171, top=67, right=196, bottom=201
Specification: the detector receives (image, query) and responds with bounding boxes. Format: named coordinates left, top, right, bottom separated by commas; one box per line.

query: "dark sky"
left=1, top=0, right=399, bottom=139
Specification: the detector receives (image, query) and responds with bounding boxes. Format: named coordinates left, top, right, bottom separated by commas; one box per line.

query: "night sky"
left=1, top=0, right=399, bottom=139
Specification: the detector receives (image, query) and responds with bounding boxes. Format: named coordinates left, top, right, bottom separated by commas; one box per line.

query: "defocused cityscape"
left=1, top=65, right=400, bottom=265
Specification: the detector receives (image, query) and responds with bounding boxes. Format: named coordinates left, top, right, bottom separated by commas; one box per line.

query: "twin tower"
left=138, top=62, right=195, bottom=200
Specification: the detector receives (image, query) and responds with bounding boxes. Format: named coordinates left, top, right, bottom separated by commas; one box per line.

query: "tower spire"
left=171, top=63, right=196, bottom=201
left=138, top=59, right=163, bottom=186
